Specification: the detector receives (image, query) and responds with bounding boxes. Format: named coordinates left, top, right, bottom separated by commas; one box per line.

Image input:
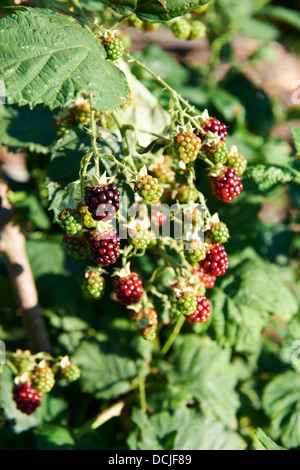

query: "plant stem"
left=124, top=52, right=199, bottom=118
left=89, top=94, right=100, bottom=177
left=139, top=376, right=147, bottom=412
left=160, top=314, right=186, bottom=357
left=74, top=400, right=125, bottom=440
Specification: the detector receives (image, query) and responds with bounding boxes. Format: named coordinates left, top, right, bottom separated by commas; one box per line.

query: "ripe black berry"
left=200, top=243, right=229, bottom=277
left=89, top=229, right=120, bottom=266
left=114, top=273, right=144, bottom=305
left=13, top=381, right=42, bottom=415
left=84, top=183, right=120, bottom=221
left=210, top=167, right=243, bottom=203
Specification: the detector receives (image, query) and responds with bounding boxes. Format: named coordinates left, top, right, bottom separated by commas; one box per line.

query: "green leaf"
left=260, top=6, right=300, bottom=31
left=0, top=8, right=129, bottom=111
left=0, top=104, right=56, bottom=154
left=262, top=371, right=300, bottom=449
left=240, top=17, right=280, bottom=40
left=33, top=424, right=74, bottom=450
left=128, top=407, right=246, bottom=450
left=47, top=127, right=122, bottom=187
left=255, top=428, right=286, bottom=450
left=164, top=336, right=240, bottom=427
left=290, top=125, right=300, bottom=157
left=98, top=0, right=208, bottom=22
left=72, top=340, right=139, bottom=399
left=208, top=251, right=298, bottom=354
left=245, top=164, right=294, bottom=191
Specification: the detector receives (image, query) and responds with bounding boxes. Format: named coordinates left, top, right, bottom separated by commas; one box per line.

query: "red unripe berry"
left=210, top=167, right=243, bottom=203
left=202, top=118, right=228, bottom=142
left=185, top=295, right=211, bottom=324
left=13, top=381, right=42, bottom=415
left=200, top=243, right=229, bottom=277
left=114, top=273, right=144, bottom=305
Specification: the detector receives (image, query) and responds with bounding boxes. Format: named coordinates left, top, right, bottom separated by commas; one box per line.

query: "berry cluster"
left=11, top=353, right=80, bottom=416
left=174, top=131, right=202, bottom=164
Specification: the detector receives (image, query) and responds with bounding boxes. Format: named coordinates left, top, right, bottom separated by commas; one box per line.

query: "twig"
left=0, top=181, right=52, bottom=354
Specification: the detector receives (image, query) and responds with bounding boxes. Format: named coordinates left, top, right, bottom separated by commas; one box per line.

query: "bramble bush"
left=0, top=0, right=300, bottom=451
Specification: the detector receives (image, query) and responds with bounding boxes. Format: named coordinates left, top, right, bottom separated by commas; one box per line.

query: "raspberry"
left=13, top=381, right=42, bottom=415
left=62, top=233, right=90, bottom=259
left=82, top=269, right=105, bottom=300
left=89, top=228, right=120, bottom=266
left=31, top=365, right=55, bottom=393
left=227, top=151, right=247, bottom=176
left=209, top=222, right=230, bottom=244
left=185, top=295, right=211, bottom=323
left=200, top=243, right=229, bottom=277
left=191, top=266, right=216, bottom=289
left=135, top=175, right=164, bottom=204
left=184, top=239, right=207, bottom=265
left=114, top=273, right=144, bottom=305
left=131, top=307, right=158, bottom=341
left=102, top=37, right=124, bottom=61
left=211, top=142, right=230, bottom=165
left=130, top=228, right=152, bottom=250
left=210, top=167, right=243, bottom=203
left=174, top=131, right=201, bottom=164
left=171, top=18, right=191, bottom=39
left=189, top=20, right=206, bottom=40
left=84, top=183, right=120, bottom=222
left=62, top=363, right=81, bottom=383
left=176, top=291, right=198, bottom=317
left=201, top=118, right=228, bottom=142
left=58, top=208, right=82, bottom=235
left=78, top=205, right=98, bottom=229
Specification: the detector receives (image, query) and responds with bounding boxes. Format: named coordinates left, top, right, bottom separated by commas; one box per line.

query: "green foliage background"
left=0, top=0, right=300, bottom=451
